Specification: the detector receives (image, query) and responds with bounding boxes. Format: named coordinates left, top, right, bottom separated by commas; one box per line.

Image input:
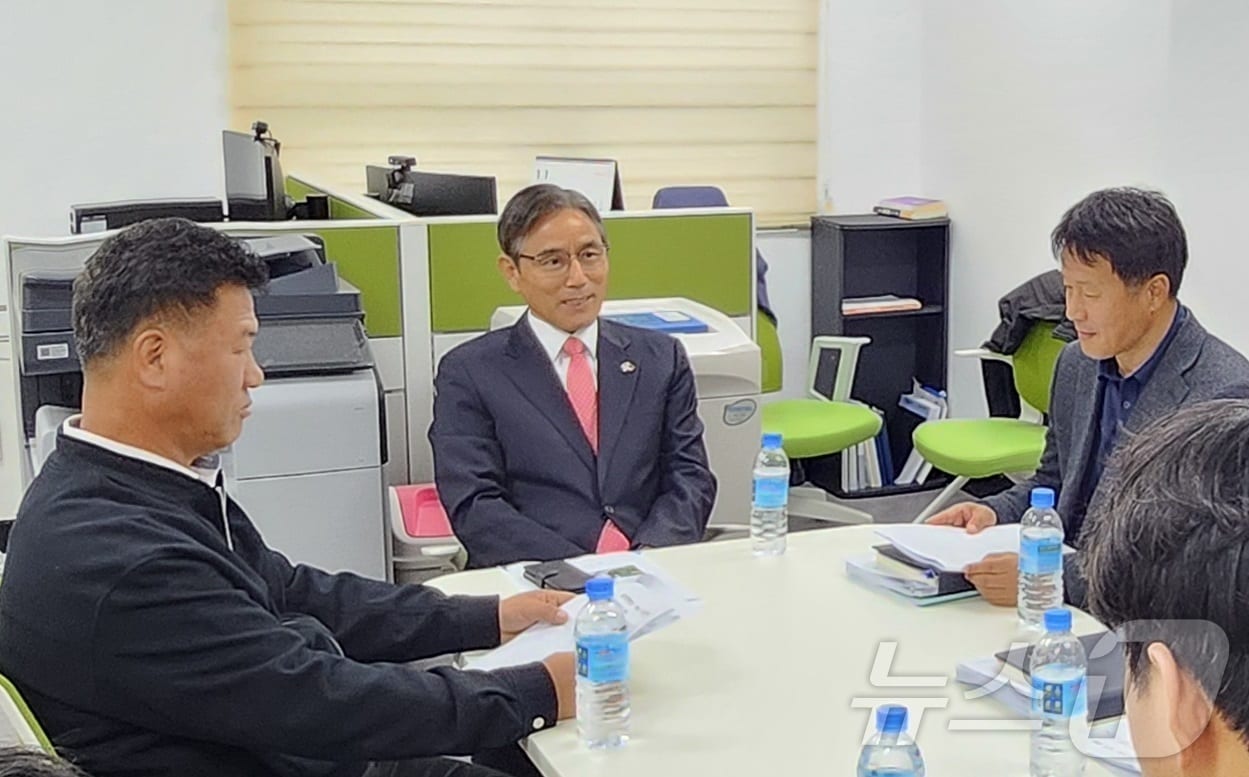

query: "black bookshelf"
left=808, top=214, right=951, bottom=497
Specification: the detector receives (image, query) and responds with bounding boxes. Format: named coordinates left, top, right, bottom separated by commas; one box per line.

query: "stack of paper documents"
left=874, top=524, right=1025, bottom=572
left=466, top=553, right=700, bottom=671
left=845, top=524, right=1063, bottom=604
left=845, top=554, right=977, bottom=604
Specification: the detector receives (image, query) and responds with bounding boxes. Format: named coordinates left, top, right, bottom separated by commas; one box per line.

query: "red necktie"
left=562, top=337, right=629, bottom=553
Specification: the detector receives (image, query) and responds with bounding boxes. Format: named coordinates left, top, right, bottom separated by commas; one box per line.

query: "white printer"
left=490, top=297, right=761, bottom=530
left=11, top=234, right=389, bottom=580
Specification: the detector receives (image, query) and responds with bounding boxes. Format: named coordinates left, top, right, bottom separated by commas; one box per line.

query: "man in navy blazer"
left=429, top=184, right=717, bottom=568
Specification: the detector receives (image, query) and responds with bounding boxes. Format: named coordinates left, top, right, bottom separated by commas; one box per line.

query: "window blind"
left=228, top=0, right=817, bottom=225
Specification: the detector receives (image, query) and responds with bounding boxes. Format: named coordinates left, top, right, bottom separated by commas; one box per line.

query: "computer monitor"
left=69, top=198, right=225, bottom=234
left=223, top=123, right=289, bottom=221
left=366, top=163, right=497, bottom=217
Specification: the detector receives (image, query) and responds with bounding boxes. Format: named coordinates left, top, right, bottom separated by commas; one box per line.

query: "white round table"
left=430, top=525, right=1121, bottom=777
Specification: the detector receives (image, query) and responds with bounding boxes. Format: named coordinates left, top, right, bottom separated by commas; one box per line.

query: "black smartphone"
left=523, top=560, right=593, bottom=593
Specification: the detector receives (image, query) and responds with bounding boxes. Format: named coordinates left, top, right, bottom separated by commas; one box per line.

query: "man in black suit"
left=430, top=184, right=717, bottom=568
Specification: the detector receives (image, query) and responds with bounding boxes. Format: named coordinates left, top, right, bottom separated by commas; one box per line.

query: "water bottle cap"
left=875, top=705, right=908, bottom=734
left=1044, top=608, right=1072, bottom=632
left=1030, top=487, right=1056, bottom=509
left=585, top=575, right=614, bottom=601
left=762, top=433, right=783, bottom=450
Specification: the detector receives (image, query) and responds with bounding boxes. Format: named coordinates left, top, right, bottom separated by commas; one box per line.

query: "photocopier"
left=16, top=234, right=389, bottom=579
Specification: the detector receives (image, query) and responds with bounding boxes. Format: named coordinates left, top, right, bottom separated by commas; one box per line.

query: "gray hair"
left=1081, top=399, right=1249, bottom=738
left=496, top=184, right=607, bottom=259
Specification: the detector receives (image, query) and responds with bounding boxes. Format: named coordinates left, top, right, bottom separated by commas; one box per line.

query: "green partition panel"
left=428, top=213, right=752, bottom=333
left=285, top=178, right=379, bottom=221
left=251, top=179, right=402, bottom=338
left=238, top=221, right=402, bottom=338
left=304, top=227, right=401, bottom=337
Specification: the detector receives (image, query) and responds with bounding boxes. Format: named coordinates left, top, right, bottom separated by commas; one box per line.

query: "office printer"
left=16, top=233, right=390, bottom=580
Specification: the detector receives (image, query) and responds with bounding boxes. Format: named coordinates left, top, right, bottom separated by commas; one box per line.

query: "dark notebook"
left=873, top=543, right=976, bottom=597
left=995, top=632, right=1125, bottom=721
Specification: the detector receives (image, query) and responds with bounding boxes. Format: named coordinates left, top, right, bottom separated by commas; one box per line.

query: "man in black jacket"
left=0, top=219, right=575, bottom=777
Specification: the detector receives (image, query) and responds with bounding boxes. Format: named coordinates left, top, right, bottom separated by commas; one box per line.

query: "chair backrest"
left=651, top=186, right=730, bottom=209
left=0, top=674, right=53, bottom=753
left=756, top=309, right=783, bottom=394
left=652, top=185, right=780, bottom=389
left=1012, top=321, right=1066, bottom=413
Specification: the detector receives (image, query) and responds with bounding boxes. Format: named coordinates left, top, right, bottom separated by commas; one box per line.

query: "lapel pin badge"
left=620, top=360, right=637, bottom=374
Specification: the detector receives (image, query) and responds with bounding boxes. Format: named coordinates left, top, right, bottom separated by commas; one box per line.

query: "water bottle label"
left=1020, top=535, right=1062, bottom=575
left=1031, top=673, right=1088, bottom=719
left=576, top=633, right=629, bottom=684
left=752, top=476, right=788, bottom=510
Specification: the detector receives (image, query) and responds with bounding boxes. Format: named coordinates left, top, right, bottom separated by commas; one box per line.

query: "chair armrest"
left=807, top=335, right=871, bottom=402
left=955, top=347, right=1012, bottom=365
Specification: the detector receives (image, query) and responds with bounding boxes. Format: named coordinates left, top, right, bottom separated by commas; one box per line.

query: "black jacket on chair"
left=982, top=270, right=1077, bottom=417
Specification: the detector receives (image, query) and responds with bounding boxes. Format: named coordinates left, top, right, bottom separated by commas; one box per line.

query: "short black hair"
left=1082, top=399, right=1249, bottom=740
left=0, top=748, right=89, bottom=776
left=72, top=218, right=268, bottom=366
left=496, top=184, right=606, bottom=260
left=1051, top=186, right=1187, bottom=296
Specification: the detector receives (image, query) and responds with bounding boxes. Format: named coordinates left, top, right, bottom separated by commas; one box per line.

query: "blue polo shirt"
left=1071, top=305, right=1187, bottom=544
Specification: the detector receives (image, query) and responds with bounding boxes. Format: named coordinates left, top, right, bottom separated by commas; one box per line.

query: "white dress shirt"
left=526, top=313, right=599, bottom=391
left=61, top=415, right=221, bottom=488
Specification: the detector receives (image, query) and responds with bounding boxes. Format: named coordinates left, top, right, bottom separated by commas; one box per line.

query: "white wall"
left=819, top=0, right=924, bottom=214
left=818, top=1, right=1249, bottom=419
left=0, top=0, right=228, bottom=513
left=1160, top=0, right=1249, bottom=358
left=0, top=0, right=229, bottom=239
left=921, top=0, right=1171, bottom=416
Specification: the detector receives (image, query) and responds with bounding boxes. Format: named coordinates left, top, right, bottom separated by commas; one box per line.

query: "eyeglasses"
left=515, top=244, right=609, bottom=277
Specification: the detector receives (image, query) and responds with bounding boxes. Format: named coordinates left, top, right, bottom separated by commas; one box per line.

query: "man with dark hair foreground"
left=930, top=187, right=1249, bottom=607
left=0, top=219, right=576, bottom=777
left=1082, top=399, right=1249, bottom=777
left=0, top=749, right=90, bottom=777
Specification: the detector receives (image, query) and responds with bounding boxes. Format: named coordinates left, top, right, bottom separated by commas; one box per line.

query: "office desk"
left=430, top=525, right=1119, bottom=776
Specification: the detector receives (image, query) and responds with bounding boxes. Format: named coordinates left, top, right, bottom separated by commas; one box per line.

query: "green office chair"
left=910, top=322, right=1066, bottom=522
left=0, top=674, right=53, bottom=752
left=757, top=310, right=783, bottom=394
left=760, top=332, right=882, bottom=525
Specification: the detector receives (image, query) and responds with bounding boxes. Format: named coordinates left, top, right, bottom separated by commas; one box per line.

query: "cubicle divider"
left=0, top=175, right=758, bottom=524
left=283, top=175, right=757, bottom=485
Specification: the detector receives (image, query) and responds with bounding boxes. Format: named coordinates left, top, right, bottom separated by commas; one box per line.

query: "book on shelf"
left=873, top=196, right=948, bottom=221
left=842, top=295, right=923, bottom=316
left=895, top=380, right=949, bottom=486
left=841, top=406, right=891, bottom=492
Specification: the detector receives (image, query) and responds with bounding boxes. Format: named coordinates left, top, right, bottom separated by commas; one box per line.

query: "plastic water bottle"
left=575, top=575, right=630, bottom=749
left=856, top=705, right=926, bottom=777
left=1018, top=487, right=1064, bottom=629
left=751, top=432, right=789, bottom=556
left=1029, top=609, right=1088, bottom=777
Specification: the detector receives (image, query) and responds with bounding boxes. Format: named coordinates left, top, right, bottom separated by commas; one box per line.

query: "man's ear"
left=130, top=327, right=170, bottom=390
left=1148, top=643, right=1218, bottom=767
left=1147, top=273, right=1172, bottom=309
left=497, top=253, right=521, bottom=293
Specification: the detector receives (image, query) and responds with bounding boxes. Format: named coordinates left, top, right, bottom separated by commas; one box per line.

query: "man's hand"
left=499, top=590, right=574, bottom=643
left=964, top=552, right=1018, bottom=607
left=541, top=652, right=576, bottom=720
left=926, top=502, right=999, bottom=534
